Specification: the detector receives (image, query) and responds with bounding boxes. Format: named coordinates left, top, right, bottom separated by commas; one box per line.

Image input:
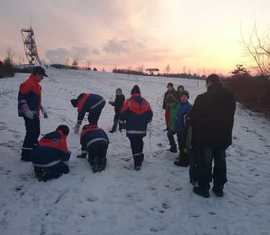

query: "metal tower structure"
left=21, top=27, right=41, bottom=65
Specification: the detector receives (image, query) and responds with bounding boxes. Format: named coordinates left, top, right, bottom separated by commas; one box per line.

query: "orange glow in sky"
left=0, top=0, right=269, bottom=74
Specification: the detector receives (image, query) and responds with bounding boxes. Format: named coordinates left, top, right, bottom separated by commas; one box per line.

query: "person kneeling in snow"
left=77, top=124, right=109, bottom=173
left=32, top=125, right=71, bottom=182
left=119, top=85, right=153, bottom=171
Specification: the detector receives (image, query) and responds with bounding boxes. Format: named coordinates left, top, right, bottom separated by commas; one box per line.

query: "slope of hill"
left=0, top=69, right=270, bottom=235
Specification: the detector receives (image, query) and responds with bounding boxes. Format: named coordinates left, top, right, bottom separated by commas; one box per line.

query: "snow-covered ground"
left=0, top=69, right=270, bottom=235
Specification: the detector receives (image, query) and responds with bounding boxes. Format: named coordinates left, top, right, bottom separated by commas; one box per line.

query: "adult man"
left=120, top=85, right=153, bottom=171
left=18, top=66, right=48, bottom=161
left=32, top=125, right=71, bottom=181
left=190, top=74, right=236, bottom=198
left=71, top=93, right=105, bottom=134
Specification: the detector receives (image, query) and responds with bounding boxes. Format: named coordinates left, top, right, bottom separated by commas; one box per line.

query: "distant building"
left=145, top=68, right=159, bottom=76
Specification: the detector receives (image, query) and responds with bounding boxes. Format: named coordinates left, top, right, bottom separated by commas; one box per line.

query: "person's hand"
left=24, top=110, right=35, bottom=119
left=43, top=111, right=48, bottom=119
left=74, top=124, right=80, bottom=134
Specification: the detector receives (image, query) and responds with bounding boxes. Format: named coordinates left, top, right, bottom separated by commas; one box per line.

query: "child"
left=78, top=124, right=109, bottom=173
left=174, top=91, right=192, bottom=167
left=109, top=88, right=125, bottom=133
left=31, top=125, right=71, bottom=181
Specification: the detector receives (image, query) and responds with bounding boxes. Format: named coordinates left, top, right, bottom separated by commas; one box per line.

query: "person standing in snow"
left=190, top=74, right=236, bottom=198
left=77, top=124, right=109, bottom=173
left=176, top=85, right=185, bottom=99
left=31, top=125, right=71, bottom=181
left=174, top=90, right=192, bottom=167
left=164, top=84, right=180, bottom=153
left=162, top=83, right=178, bottom=131
left=18, top=66, right=48, bottom=161
left=109, top=88, right=125, bottom=133
left=119, top=85, right=153, bottom=171
left=70, top=93, right=105, bottom=134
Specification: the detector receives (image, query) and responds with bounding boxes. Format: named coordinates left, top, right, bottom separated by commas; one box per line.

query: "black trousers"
left=88, top=101, right=105, bottom=125
left=34, top=162, right=69, bottom=181
left=196, top=147, right=227, bottom=190
left=22, top=117, right=40, bottom=161
left=87, top=141, right=108, bottom=172
left=167, top=129, right=181, bottom=151
left=128, top=136, right=144, bottom=167
left=111, top=112, right=120, bottom=132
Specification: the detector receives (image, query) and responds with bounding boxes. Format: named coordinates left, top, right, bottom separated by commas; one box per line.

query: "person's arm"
left=18, top=83, right=36, bottom=119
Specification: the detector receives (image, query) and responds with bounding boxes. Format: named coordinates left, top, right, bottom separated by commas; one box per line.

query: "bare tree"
left=242, top=24, right=270, bottom=76
left=165, top=64, right=170, bottom=74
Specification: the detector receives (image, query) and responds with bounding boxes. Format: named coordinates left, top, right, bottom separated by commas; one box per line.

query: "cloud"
left=45, top=48, right=70, bottom=64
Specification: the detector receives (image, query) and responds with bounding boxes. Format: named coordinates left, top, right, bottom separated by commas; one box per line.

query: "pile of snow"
left=0, top=68, right=270, bottom=235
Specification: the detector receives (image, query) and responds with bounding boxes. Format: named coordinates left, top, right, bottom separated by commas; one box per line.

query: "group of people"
left=17, top=66, right=236, bottom=198
left=163, top=75, right=236, bottom=198
left=17, top=66, right=152, bottom=181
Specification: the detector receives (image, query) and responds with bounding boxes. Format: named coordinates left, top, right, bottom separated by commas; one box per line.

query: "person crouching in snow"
left=119, top=85, right=153, bottom=171
left=109, top=88, right=125, bottom=133
left=71, top=93, right=105, bottom=134
left=174, top=91, right=192, bottom=167
left=77, top=124, right=109, bottom=173
left=31, top=125, right=71, bottom=182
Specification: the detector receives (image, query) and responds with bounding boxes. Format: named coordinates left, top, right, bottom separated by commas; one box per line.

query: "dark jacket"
left=18, top=74, right=42, bottom=117
left=80, top=124, right=109, bottom=151
left=77, top=93, right=105, bottom=124
left=120, top=93, right=153, bottom=138
left=32, top=130, right=70, bottom=167
left=175, top=101, right=192, bottom=132
left=162, top=89, right=178, bottom=110
left=110, top=94, right=125, bottom=113
left=190, top=84, right=236, bottom=148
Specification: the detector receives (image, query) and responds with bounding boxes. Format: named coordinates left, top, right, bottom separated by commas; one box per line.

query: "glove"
left=21, top=103, right=35, bottom=119
left=43, top=111, right=48, bottom=119
left=24, top=109, right=35, bottom=120
left=74, top=124, right=80, bottom=134
left=119, top=121, right=125, bottom=132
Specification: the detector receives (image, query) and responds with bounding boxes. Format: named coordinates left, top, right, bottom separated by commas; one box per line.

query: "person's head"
left=116, top=88, right=122, bottom=95
left=32, top=66, right=48, bottom=82
left=70, top=93, right=85, bottom=107
left=206, top=74, right=221, bottom=90
left=180, top=90, right=189, bottom=103
left=131, top=85, right=141, bottom=95
left=56, top=125, right=70, bottom=136
left=177, top=85, right=184, bottom=93
left=167, top=82, right=174, bottom=91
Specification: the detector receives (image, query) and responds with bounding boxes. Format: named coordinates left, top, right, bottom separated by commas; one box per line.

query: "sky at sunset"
left=0, top=0, right=269, bottom=74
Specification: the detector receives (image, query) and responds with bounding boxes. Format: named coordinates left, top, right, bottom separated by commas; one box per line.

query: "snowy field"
left=0, top=68, right=270, bottom=235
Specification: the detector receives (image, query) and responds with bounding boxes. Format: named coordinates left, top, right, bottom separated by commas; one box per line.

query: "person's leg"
left=167, top=129, right=177, bottom=152
left=110, top=112, right=119, bottom=133
left=22, top=117, right=40, bottom=161
left=97, top=142, right=108, bottom=171
left=189, top=148, right=199, bottom=185
left=212, top=148, right=227, bottom=196
left=193, top=147, right=213, bottom=197
left=128, top=136, right=143, bottom=170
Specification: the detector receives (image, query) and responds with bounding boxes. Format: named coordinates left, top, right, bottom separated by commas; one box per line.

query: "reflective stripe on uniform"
left=86, top=137, right=108, bottom=148
left=126, top=130, right=146, bottom=135
left=133, top=152, right=142, bottom=157
left=90, top=99, right=105, bottom=110
left=32, top=160, right=61, bottom=168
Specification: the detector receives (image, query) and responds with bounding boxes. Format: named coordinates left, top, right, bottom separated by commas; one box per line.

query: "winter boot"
left=77, top=153, right=87, bottom=159
left=193, top=186, right=210, bottom=198
left=212, top=186, right=224, bottom=197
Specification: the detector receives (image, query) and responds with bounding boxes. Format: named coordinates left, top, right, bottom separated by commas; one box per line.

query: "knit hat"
left=131, top=85, right=141, bottom=95
left=56, top=125, right=70, bottom=136
left=70, top=93, right=85, bottom=107
left=206, top=74, right=220, bottom=84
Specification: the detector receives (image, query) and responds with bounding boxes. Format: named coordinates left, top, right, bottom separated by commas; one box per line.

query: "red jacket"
left=18, top=74, right=42, bottom=117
